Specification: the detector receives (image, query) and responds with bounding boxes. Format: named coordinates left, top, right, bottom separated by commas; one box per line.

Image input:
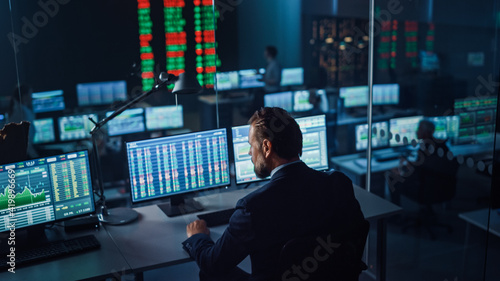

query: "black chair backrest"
left=276, top=219, right=369, bottom=281
left=0, top=121, right=30, bottom=165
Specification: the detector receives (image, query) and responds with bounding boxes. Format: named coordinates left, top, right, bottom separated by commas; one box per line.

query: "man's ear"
left=262, top=139, right=272, bottom=158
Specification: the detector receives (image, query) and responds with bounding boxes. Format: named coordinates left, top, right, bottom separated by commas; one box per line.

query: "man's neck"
left=269, top=156, right=300, bottom=171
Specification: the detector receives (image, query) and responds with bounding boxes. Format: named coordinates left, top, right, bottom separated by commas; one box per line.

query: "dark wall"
left=1, top=1, right=19, bottom=106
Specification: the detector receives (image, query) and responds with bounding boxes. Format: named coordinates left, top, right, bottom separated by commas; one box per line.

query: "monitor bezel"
left=0, top=150, right=96, bottom=233
left=126, top=128, right=232, bottom=205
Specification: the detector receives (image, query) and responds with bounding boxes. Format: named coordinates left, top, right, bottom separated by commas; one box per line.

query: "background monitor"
left=373, top=84, right=399, bottom=105
left=106, top=108, right=145, bottom=136
left=264, top=91, right=293, bottom=112
left=281, top=67, right=304, bottom=86
left=32, top=90, right=65, bottom=113
left=145, top=105, right=183, bottom=131
left=355, top=121, right=390, bottom=151
left=126, top=128, right=230, bottom=216
left=238, top=69, right=265, bottom=89
left=77, top=80, right=127, bottom=107
left=389, top=116, right=424, bottom=147
left=0, top=150, right=95, bottom=232
left=454, top=96, right=497, bottom=143
left=216, top=71, right=239, bottom=91
left=427, top=116, right=460, bottom=141
left=293, top=90, right=314, bottom=112
left=232, top=115, right=328, bottom=184
left=33, top=118, right=56, bottom=144
left=339, top=86, right=368, bottom=108
left=58, top=114, right=97, bottom=141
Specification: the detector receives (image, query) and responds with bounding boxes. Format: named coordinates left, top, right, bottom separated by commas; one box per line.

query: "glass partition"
left=1, top=0, right=499, bottom=279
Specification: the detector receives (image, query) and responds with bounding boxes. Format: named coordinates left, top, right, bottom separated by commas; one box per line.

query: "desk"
left=105, top=185, right=401, bottom=281
left=0, top=226, right=131, bottom=281
left=330, top=143, right=495, bottom=187
left=458, top=208, right=500, bottom=279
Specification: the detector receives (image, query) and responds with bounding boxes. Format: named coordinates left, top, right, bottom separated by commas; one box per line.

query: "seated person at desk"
left=389, top=120, right=453, bottom=205
left=183, top=107, right=365, bottom=281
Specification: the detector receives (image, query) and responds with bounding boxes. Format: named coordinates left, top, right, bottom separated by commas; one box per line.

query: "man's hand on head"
left=187, top=219, right=210, bottom=238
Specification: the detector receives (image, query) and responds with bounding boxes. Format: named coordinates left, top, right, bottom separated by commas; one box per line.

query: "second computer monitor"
left=216, top=71, right=239, bottom=91
left=355, top=121, right=389, bottom=151
left=126, top=128, right=230, bottom=216
left=264, top=92, right=293, bottom=112
left=58, top=114, right=97, bottom=141
left=389, top=116, right=424, bottom=147
left=34, top=118, right=56, bottom=144
left=106, top=108, right=145, bottom=136
left=232, top=115, right=328, bottom=184
left=32, top=90, right=66, bottom=113
left=145, top=105, right=183, bottom=131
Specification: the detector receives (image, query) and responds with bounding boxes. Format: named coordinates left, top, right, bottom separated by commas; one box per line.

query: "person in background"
left=262, top=46, right=281, bottom=93
left=7, top=84, right=38, bottom=158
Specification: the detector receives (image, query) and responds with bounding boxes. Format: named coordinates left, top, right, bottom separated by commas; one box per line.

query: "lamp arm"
left=89, top=78, right=173, bottom=134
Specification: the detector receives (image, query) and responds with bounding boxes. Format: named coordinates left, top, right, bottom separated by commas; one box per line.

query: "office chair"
left=0, top=121, right=30, bottom=165
left=401, top=156, right=460, bottom=240
left=276, top=219, right=369, bottom=281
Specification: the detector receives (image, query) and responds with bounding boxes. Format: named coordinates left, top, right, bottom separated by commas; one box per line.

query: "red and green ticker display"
left=138, top=0, right=220, bottom=91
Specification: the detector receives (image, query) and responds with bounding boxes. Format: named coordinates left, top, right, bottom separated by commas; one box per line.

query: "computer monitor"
left=215, top=71, right=239, bottom=91
left=454, top=96, right=497, bottom=143
left=32, top=90, right=65, bottom=113
left=340, top=84, right=399, bottom=108
left=232, top=115, right=328, bottom=184
left=33, top=118, right=56, bottom=144
left=58, top=114, right=97, bottom=141
left=426, top=116, right=460, bottom=141
left=77, top=80, right=127, bottom=107
left=281, top=67, right=304, bottom=86
left=126, top=128, right=230, bottom=217
left=339, top=86, right=369, bottom=108
left=0, top=150, right=95, bottom=233
left=239, top=69, right=265, bottom=89
left=106, top=108, right=145, bottom=136
left=355, top=121, right=390, bottom=151
left=373, top=84, right=399, bottom=105
left=264, top=92, right=293, bottom=112
left=145, top=105, right=183, bottom=131
left=296, top=115, right=329, bottom=170
left=389, top=116, right=424, bottom=147
left=293, top=90, right=314, bottom=112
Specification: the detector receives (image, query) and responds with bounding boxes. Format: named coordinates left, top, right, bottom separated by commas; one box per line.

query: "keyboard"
left=0, top=234, right=100, bottom=269
left=197, top=208, right=236, bottom=227
left=374, top=151, right=403, bottom=162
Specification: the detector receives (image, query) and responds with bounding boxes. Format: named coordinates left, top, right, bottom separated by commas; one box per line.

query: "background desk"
left=0, top=226, right=130, bottom=281
left=105, top=184, right=401, bottom=281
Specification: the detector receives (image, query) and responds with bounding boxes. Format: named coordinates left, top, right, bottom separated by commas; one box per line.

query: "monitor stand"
left=157, top=195, right=204, bottom=217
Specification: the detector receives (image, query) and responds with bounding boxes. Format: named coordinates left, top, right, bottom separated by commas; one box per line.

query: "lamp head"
left=159, top=72, right=202, bottom=95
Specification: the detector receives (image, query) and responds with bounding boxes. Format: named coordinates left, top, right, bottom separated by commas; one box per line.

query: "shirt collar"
left=270, top=160, right=302, bottom=179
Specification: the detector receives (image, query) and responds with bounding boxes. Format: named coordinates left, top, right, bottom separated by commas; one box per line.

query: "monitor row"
left=33, top=105, right=183, bottom=144
left=339, top=84, right=400, bottom=108
left=264, top=89, right=327, bottom=113
left=216, top=67, right=304, bottom=91
left=0, top=114, right=328, bottom=232
left=355, top=111, right=496, bottom=151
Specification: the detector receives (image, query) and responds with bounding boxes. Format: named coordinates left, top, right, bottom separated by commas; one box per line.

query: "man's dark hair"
left=265, top=46, right=278, bottom=59
left=249, top=107, right=302, bottom=159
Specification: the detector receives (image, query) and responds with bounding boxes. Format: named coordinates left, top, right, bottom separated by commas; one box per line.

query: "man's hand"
left=186, top=219, right=210, bottom=238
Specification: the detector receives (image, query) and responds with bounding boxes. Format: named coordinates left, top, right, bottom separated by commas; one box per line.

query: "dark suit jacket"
left=182, top=162, right=365, bottom=281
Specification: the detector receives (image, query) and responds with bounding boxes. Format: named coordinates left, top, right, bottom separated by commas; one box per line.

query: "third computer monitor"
left=145, top=105, right=183, bottom=131
left=355, top=121, right=389, bottom=151
left=264, top=92, right=293, bottom=112
left=232, top=115, right=329, bottom=184
left=389, top=116, right=424, bottom=147
left=58, top=114, right=97, bottom=141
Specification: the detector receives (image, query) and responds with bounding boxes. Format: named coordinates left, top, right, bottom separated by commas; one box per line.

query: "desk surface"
left=105, top=184, right=402, bottom=273
left=331, top=143, right=494, bottom=177
left=458, top=208, right=500, bottom=238
left=0, top=226, right=130, bottom=281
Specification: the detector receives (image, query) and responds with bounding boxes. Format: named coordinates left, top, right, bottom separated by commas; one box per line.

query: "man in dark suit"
left=183, top=107, right=365, bottom=281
